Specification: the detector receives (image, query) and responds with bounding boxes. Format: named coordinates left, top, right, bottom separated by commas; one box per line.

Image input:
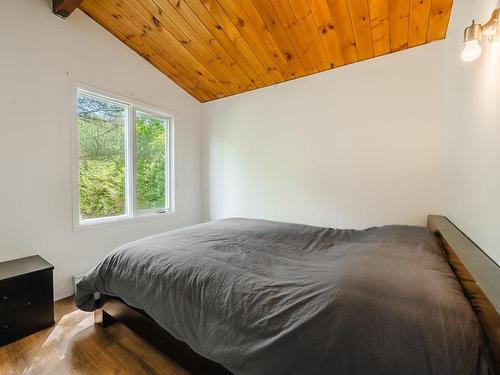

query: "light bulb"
left=461, top=39, right=482, bottom=62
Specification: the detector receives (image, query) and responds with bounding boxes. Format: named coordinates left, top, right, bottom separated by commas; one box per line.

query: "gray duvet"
left=75, top=218, right=491, bottom=375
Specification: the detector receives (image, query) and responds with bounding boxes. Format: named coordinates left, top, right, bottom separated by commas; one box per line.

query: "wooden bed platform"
left=95, top=298, right=231, bottom=375
left=95, top=215, right=499, bottom=374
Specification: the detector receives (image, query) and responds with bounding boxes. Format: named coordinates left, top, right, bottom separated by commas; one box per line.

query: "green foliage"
left=136, top=112, right=166, bottom=211
left=77, top=93, right=167, bottom=220
left=79, top=159, right=125, bottom=219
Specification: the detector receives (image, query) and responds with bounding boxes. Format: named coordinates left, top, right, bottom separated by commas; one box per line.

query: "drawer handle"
left=25, top=302, right=31, bottom=306
left=3, top=325, right=8, bottom=329
left=1, top=296, right=7, bottom=300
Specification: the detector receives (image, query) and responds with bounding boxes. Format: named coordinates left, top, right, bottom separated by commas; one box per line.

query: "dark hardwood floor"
left=0, top=297, right=190, bottom=375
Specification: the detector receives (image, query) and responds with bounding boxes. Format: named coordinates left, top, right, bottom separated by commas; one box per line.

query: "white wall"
left=444, top=0, right=500, bottom=264
left=203, top=43, right=445, bottom=229
left=0, top=0, right=203, bottom=299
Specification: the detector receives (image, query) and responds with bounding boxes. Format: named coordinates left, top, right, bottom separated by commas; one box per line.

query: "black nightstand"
left=0, top=255, right=54, bottom=346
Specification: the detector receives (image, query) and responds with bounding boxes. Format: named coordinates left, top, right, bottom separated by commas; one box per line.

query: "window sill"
left=73, top=210, right=176, bottom=232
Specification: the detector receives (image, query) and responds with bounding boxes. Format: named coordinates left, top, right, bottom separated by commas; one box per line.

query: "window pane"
left=77, top=91, right=127, bottom=220
left=135, top=111, right=167, bottom=211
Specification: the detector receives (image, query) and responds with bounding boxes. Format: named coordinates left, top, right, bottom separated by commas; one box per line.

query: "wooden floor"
left=0, top=297, right=190, bottom=375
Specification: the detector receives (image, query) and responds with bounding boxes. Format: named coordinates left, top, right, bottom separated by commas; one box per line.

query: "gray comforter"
left=75, top=218, right=491, bottom=375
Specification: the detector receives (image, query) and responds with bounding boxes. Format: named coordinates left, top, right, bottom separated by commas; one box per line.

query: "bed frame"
left=94, top=297, right=231, bottom=374
left=95, top=215, right=499, bottom=374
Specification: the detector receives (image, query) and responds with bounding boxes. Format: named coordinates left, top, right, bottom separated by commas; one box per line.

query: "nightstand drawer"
left=0, top=279, right=28, bottom=313
left=0, top=313, right=28, bottom=345
left=0, top=272, right=52, bottom=314
left=0, top=299, right=54, bottom=342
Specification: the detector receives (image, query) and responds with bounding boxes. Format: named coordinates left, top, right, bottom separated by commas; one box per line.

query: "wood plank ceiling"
left=79, top=0, right=453, bottom=102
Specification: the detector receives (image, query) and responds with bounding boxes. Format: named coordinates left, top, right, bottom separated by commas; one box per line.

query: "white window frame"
left=71, top=83, right=175, bottom=230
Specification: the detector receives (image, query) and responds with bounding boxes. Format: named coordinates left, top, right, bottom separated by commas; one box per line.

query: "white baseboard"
left=54, top=284, right=74, bottom=301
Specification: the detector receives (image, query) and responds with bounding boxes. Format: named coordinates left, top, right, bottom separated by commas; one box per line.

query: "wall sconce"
left=461, top=9, right=500, bottom=62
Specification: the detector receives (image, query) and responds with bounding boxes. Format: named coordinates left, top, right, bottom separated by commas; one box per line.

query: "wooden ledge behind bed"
left=428, top=215, right=500, bottom=373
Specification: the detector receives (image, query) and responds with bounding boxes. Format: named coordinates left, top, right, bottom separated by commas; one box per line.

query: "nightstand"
left=0, top=255, right=54, bottom=346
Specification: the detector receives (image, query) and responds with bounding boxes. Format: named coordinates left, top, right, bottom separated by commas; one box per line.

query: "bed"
left=75, top=216, right=499, bottom=375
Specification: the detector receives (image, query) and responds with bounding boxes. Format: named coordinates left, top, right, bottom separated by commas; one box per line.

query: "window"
left=74, top=87, right=173, bottom=226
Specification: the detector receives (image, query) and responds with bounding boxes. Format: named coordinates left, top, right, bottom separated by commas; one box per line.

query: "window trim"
left=71, top=82, right=175, bottom=230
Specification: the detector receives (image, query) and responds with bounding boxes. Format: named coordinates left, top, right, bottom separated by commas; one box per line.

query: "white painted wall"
left=203, top=43, right=445, bottom=229
left=0, top=0, right=203, bottom=299
left=443, top=0, right=500, bottom=264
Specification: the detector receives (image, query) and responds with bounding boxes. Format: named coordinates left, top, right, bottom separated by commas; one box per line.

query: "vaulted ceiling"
left=79, top=0, right=454, bottom=102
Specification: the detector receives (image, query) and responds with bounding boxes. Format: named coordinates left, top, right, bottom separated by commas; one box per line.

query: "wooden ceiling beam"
left=53, top=0, right=82, bottom=18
